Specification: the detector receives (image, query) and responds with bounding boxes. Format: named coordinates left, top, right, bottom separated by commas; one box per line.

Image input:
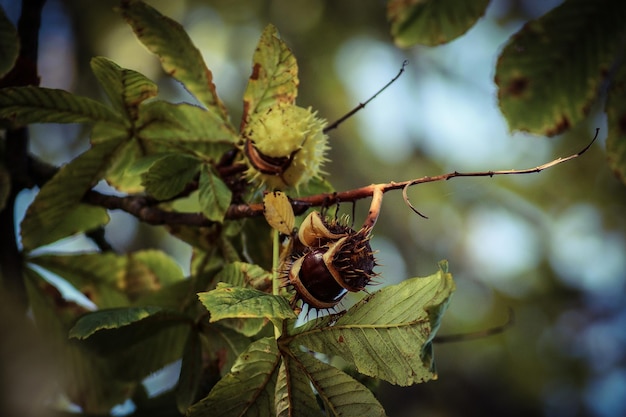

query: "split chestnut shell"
left=284, top=211, right=376, bottom=310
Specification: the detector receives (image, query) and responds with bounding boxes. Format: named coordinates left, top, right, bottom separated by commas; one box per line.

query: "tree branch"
left=81, top=130, right=598, bottom=227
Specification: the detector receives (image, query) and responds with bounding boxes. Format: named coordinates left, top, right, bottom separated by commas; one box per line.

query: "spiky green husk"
left=243, top=103, right=329, bottom=190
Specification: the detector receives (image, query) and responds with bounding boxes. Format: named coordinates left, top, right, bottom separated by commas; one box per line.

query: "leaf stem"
left=272, top=228, right=281, bottom=338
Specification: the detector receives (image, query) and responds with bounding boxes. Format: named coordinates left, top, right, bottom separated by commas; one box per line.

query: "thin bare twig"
left=433, top=308, right=515, bottom=343
left=323, top=60, right=408, bottom=133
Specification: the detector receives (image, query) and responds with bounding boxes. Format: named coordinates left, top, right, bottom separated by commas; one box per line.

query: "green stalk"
left=272, top=228, right=281, bottom=338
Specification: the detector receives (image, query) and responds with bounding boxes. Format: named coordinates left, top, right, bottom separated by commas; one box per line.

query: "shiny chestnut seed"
left=289, top=248, right=348, bottom=309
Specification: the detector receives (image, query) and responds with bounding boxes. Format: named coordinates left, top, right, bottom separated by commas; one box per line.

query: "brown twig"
left=83, top=130, right=598, bottom=227
left=433, top=308, right=515, bottom=343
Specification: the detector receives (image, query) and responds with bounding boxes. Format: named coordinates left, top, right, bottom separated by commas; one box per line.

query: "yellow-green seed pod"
left=243, top=103, right=328, bottom=190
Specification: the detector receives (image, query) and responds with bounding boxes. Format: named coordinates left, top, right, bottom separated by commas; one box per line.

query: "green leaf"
left=68, top=305, right=191, bottom=382
left=177, top=330, right=203, bottom=413
left=286, top=262, right=455, bottom=386
left=387, top=0, right=490, bottom=47
left=104, top=138, right=146, bottom=192
left=129, top=249, right=186, bottom=286
left=0, top=86, right=124, bottom=127
left=69, top=306, right=165, bottom=339
left=139, top=100, right=237, bottom=160
left=198, top=163, right=232, bottom=223
left=263, top=191, right=295, bottom=235
left=242, top=24, right=298, bottom=122
left=203, top=323, right=251, bottom=377
left=289, top=351, right=387, bottom=417
left=141, top=153, right=201, bottom=200
left=24, top=268, right=137, bottom=413
left=0, top=7, right=19, bottom=77
left=214, top=261, right=273, bottom=291
left=198, top=282, right=296, bottom=325
left=30, top=249, right=185, bottom=308
left=495, top=0, right=626, bottom=136
left=187, top=337, right=281, bottom=417
left=119, top=0, right=230, bottom=122
left=275, top=354, right=324, bottom=417
left=29, top=252, right=128, bottom=308
left=606, top=61, right=626, bottom=185
left=90, top=56, right=158, bottom=118
left=20, top=133, right=127, bottom=250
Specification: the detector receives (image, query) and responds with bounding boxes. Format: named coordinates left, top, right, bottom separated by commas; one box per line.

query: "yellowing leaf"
left=263, top=191, right=295, bottom=234
left=286, top=262, right=455, bottom=386
left=90, top=56, right=157, bottom=118
left=242, top=24, right=298, bottom=123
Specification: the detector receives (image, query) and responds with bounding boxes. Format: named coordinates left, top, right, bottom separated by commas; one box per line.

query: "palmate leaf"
left=387, top=0, right=490, bottom=47
left=198, top=282, right=296, bottom=326
left=275, top=354, right=323, bottom=417
left=24, top=268, right=137, bottom=413
left=29, top=252, right=128, bottom=308
left=205, top=262, right=276, bottom=336
left=287, top=351, right=387, bottom=417
left=203, top=323, right=252, bottom=377
left=242, top=24, right=298, bottom=123
left=69, top=306, right=190, bottom=341
left=139, top=100, right=238, bottom=160
left=90, top=56, right=158, bottom=118
left=214, top=261, right=273, bottom=290
left=141, top=153, right=201, bottom=200
left=119, top=0, right=230, bottom=123
left=176, top=330, right=203, bottom=413
left=285, top=262, right=455, bottom=386
left=20, top=131, right=129, bottom=250
left=68, top=305, right=192, bottom=382
left=198, top=163, right=232, bottom=223
left=0, top=7, right=19, bottom=77
left=187, top=337, right=281, bottom=417
left=0, top=86, right=125, bottom=127
left=69, top=306, right=165, bottom=339
left=29, top=249, right=185, bottom=308
left=496, top=0, right=626, bottom=136
left=606, top=61, right=626, bottom=185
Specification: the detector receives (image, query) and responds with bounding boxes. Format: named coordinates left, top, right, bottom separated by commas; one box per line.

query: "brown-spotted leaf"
left=242, top=24, right=298, bottom=126
left=119, top=0, right=231, bottom=124
left=496, top=0, right=626, bottom=136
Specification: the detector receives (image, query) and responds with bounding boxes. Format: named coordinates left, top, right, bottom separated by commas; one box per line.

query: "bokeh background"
left=3, top=0, right=626, bottom=416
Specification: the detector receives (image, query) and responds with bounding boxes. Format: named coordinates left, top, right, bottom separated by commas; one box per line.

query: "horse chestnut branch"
left=80, top=129, right=597, bottom=229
